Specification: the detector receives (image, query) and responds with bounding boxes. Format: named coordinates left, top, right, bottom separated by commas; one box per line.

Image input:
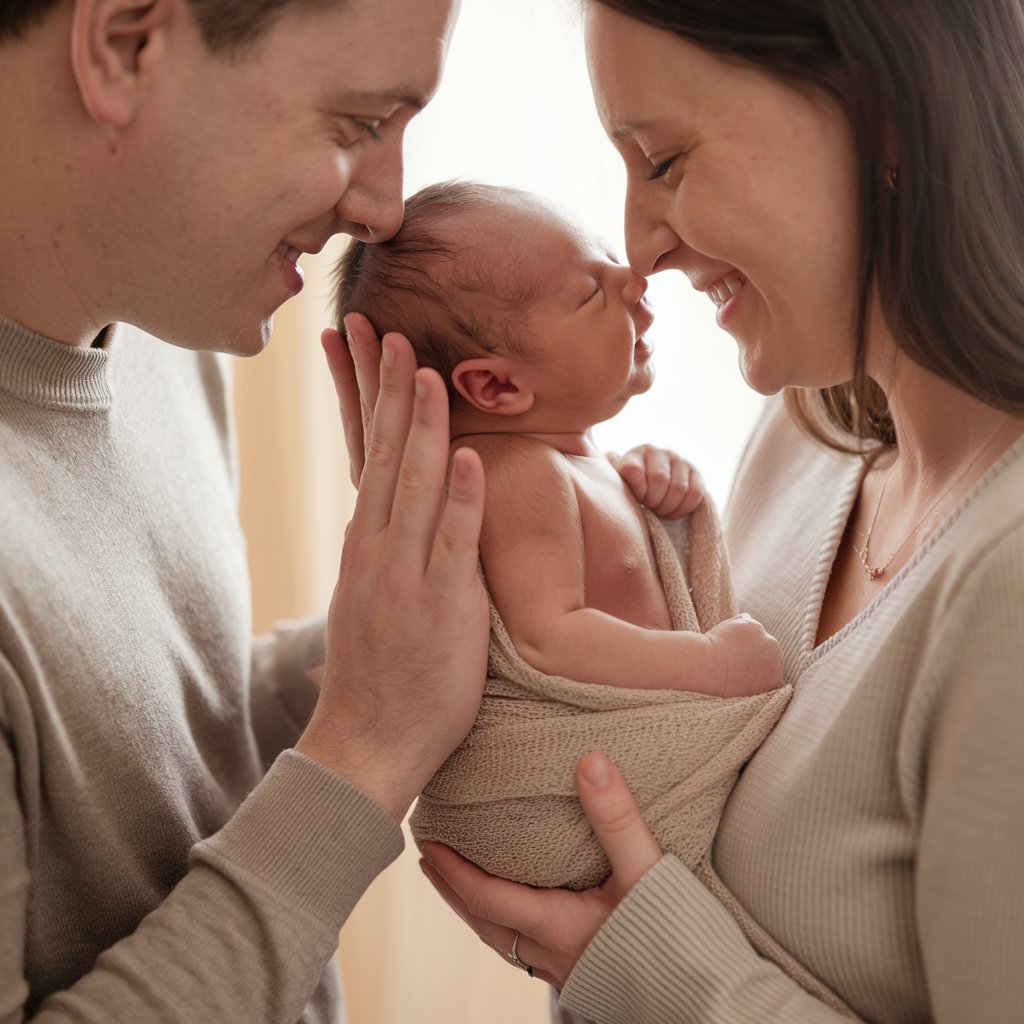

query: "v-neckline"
left=801, top=430, right=1024, bottom=671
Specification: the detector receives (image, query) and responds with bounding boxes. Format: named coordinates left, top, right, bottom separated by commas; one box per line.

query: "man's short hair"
left=1, top=0, right=338, bottom=50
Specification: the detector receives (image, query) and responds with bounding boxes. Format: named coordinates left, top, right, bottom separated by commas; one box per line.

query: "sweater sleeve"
left=249, top=617, right=326, bottom=769
left=1, top=744, right=403, bottom=1024
left=913, top=521, right=1024, bottom=1023
left=559, top=855, right=852, bottom=1024
left=561, top=522, right=1024, bottom=1024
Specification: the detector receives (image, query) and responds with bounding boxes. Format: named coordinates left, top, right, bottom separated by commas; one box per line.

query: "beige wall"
left=233, top=246, right=549, bottom=1023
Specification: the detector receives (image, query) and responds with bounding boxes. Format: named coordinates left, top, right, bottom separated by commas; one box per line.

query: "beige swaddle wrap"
left=411, top=501, right=849, bottom=1014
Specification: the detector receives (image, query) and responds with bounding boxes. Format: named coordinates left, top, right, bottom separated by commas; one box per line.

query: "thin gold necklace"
left=857, top=421, right=1006, bottom=581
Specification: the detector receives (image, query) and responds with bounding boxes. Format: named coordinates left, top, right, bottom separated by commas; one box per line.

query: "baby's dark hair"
left=332, top=180, right=537, bottom=405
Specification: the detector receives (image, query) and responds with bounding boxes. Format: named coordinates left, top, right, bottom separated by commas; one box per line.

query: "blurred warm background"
left=233, top=1, right=763, bottom=1020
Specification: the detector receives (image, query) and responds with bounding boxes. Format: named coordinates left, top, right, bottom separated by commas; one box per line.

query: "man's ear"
left=70, top=0, right=180, bottom=127
left=451, top=357, right=535, bottom=416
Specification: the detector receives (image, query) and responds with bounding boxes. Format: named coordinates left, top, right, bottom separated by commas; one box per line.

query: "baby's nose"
left=623, top=270, right=648, bottom=305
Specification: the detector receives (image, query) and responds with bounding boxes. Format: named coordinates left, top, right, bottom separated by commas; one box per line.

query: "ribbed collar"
left=0, top=313, right=118, bottom=411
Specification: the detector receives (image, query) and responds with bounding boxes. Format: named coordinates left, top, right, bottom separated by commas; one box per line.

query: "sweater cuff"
left=560, top=855, right=762, bottom=1024
left=193, top=749, right=404, bottom=929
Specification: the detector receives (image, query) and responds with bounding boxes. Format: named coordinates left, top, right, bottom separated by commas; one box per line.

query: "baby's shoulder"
left=454, top=434, right=575, bottom=512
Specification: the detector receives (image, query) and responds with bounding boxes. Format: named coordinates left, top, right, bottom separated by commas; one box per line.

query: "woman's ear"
left=71, top=0, right=181, bottom=128
left=451, top=357, right=535, bottom=416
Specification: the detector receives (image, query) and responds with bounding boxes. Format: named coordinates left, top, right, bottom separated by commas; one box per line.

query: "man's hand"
left=296, top=331, right=488, bottom=821
left=320, top=313, right=384, bottom=487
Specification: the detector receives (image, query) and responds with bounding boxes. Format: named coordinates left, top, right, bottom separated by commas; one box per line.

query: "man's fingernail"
left=581, top=753, right=611, bottom=788
left=382, top=341, right=395, bottom=369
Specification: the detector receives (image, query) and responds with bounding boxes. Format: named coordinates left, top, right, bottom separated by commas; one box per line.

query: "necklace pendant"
left=866, top=566, right=884, bottom=581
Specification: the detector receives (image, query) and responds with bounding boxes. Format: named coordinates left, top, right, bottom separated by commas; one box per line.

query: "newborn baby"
left=334, top=181, right=787, bottom=888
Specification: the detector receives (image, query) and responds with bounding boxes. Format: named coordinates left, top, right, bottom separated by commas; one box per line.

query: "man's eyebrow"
left=332, top=88, right=429, bottom=112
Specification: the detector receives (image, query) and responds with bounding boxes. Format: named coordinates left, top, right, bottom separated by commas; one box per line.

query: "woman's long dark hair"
left=593, top=0, right=1024, bottom=452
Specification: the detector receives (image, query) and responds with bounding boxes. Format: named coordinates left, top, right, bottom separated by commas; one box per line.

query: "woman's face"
left=584, top=3, right=862, bottom=395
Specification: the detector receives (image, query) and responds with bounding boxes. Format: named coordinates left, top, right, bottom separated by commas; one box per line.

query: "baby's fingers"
left=663, top=461, right=706, bottom=519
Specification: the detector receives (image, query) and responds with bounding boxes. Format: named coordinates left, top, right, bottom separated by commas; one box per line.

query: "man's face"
left=115, top=0, right=457, bottom=354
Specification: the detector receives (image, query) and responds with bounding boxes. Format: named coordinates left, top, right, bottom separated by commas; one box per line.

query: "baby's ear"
left=451, top=357, right=535, bottom=416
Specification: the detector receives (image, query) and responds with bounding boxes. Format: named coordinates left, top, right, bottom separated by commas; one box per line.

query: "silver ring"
left=508, top=929, right=529, bottom=971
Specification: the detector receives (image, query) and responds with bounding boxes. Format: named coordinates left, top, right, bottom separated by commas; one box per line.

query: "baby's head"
left=333, top=181, right=654, bottom=430
left=334, top=181, right=537, bottom=402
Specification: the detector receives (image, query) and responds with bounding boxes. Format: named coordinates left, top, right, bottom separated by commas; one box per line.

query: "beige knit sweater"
left=560, top=397, right=1024, bottom=1024
left=0, top=316, right=403, bottom=1023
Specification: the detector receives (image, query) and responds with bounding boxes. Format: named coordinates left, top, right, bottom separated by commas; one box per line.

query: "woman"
left=402, top=1, right=1024, bottom=1021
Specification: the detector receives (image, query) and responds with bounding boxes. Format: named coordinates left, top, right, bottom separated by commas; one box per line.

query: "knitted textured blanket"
left=410, top=502, right=849, bottom=1013
left=411, top=501, right=790, bottom=888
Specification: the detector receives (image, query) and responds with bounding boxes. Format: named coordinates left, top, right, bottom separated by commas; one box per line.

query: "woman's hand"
left=609, top=445, right=705, bottom=519
left=321, top=313, right=384, bottom=487
left=420, top=753, right=663, bottom=989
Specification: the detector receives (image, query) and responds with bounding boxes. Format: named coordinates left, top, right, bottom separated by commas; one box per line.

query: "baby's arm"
left=479, top=447, right=782, bottom=697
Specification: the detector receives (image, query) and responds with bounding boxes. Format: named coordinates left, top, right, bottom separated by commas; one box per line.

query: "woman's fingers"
left=577, top=753, right=662, bottom=895
left=419, top=759, right=662, bottom=992
left=420, top=842, right=526, bottom=937
left=321, top=327, right=366, bottom=487
left=419, top=856, right=558, bottom=984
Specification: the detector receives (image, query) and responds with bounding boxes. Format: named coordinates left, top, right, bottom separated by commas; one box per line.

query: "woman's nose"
left=624, top=180, right=680, bottom=276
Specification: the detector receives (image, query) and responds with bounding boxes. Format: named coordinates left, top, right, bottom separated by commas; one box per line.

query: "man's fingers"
left=321, top=327, right=366, bottom=487
left=344, top=312, right=383, bottom=445
left=427, top=445, right=485, bottom=585
left=349, top=333, right=419, bottom=534
left=384, top=367, right=454, bottom=568
left=576, top=753, right=662, bottom=895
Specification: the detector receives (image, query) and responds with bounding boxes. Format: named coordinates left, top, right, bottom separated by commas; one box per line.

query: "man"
left=0, top=0, right=494, bottom=1019
left=0, top=0, right=661, bottom=1018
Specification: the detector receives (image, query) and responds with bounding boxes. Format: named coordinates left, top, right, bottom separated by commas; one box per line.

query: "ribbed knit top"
left=561, top=397, right=1024, bottom=1024
left=0, top=313, right=404, bottom=1023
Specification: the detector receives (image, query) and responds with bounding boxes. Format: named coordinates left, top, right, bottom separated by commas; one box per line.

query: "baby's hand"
left=705, top=614, right=784, bottom=697
left=608, top=445, right=705, bottom=519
